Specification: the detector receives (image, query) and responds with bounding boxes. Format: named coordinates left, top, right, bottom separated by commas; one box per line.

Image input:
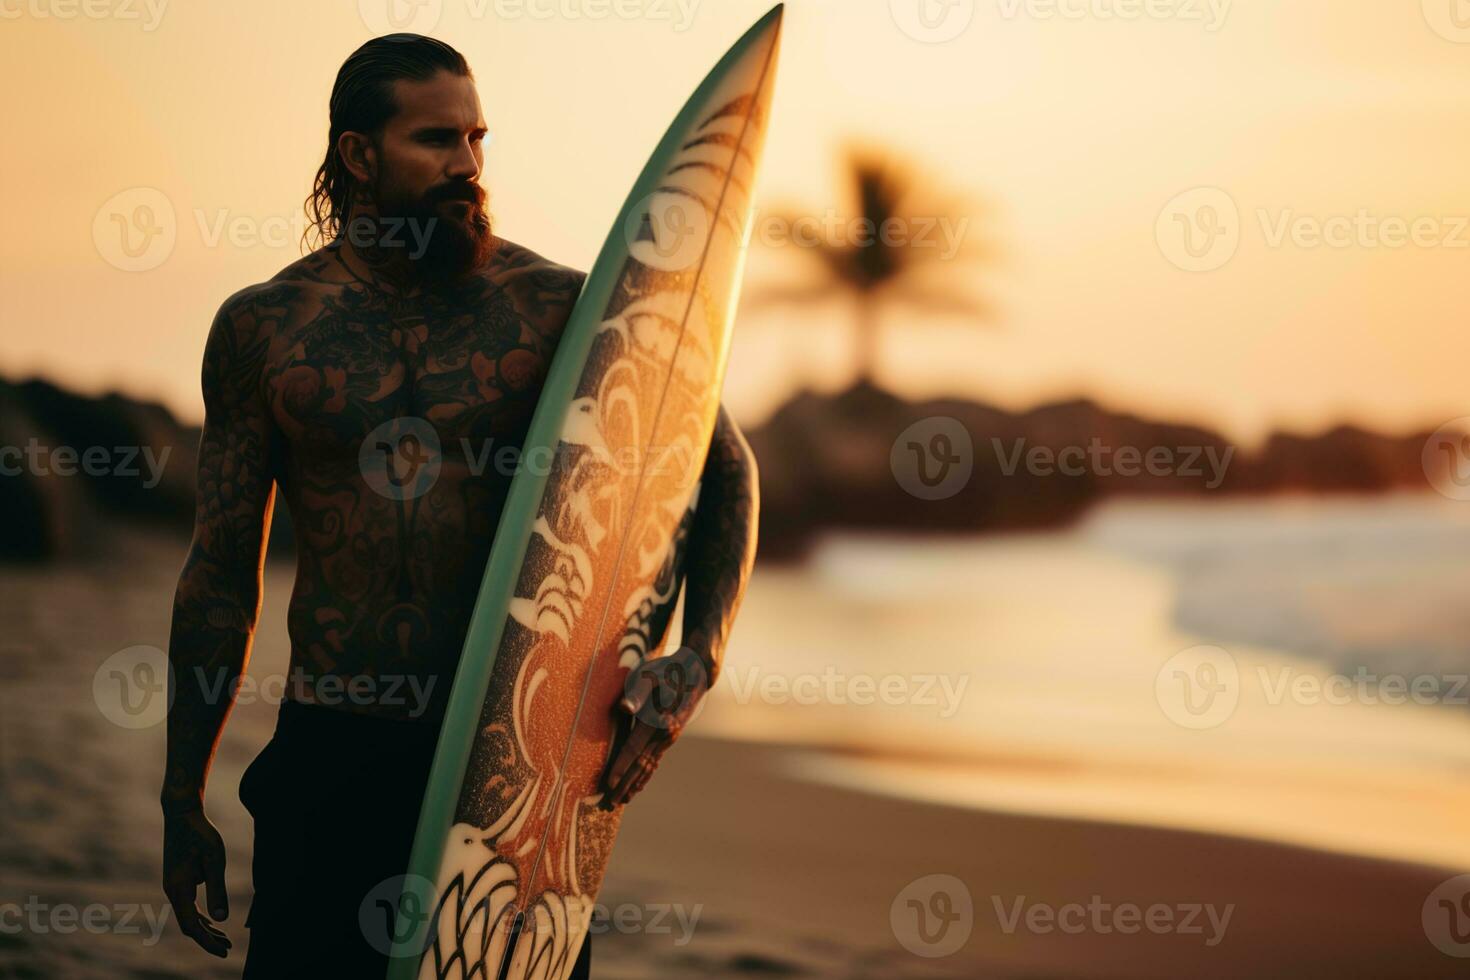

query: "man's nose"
left=447, top=137, right=480, bottom=180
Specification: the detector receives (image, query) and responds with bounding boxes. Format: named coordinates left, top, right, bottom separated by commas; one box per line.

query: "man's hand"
left=162, top=808, right=232, bottom=957
left=599, top=646, right=714, bottom=809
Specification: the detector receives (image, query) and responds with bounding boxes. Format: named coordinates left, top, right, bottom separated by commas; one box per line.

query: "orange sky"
left=4, top=0, right=1470, bottom=444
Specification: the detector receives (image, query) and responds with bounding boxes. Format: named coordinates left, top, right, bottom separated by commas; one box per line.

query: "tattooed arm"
left=678, top=405, right=759, bottom=683
left=161, top=287, right=278, bottom=957
left=602, top=405, right=758, bottom=807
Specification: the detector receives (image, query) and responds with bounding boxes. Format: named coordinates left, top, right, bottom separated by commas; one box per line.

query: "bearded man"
left=158, top=34, right=757, bottom=979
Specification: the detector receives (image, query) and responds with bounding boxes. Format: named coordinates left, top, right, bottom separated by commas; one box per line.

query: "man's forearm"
left=680, top=408, right=759, bottom=682
left=161, top=556, right=263, bottom=813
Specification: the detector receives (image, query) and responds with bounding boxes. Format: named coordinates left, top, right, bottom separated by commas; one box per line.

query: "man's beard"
left=374, top=179, right=494, bottom=284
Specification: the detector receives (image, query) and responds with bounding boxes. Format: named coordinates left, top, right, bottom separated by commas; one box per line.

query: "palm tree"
left=747, top=145, right=994, bottom=389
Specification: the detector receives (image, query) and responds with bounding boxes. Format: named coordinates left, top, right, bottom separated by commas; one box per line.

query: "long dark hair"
left=303, top=34, right=471, bottom=251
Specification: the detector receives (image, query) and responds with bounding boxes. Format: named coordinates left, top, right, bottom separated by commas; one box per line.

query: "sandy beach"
left=602, top=737, right=1465, bottom=979
left=2, top=521, right=1468, bottom=978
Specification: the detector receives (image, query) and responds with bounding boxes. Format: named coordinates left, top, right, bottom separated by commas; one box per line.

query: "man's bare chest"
left=262, top=285, right=554, bottom=461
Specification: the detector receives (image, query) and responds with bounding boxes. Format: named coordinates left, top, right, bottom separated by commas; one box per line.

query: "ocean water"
left=698, top=494, right=1470, bottom=868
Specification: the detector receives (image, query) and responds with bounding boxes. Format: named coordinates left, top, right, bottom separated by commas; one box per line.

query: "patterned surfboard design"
left=387, top=9, right=782, bottom=980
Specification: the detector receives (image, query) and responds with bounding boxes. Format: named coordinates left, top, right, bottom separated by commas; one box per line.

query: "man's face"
left=367, top=70, right=494, bottom=279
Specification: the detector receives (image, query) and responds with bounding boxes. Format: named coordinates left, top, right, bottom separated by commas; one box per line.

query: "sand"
left=1, top=527, right=1464, bottom=978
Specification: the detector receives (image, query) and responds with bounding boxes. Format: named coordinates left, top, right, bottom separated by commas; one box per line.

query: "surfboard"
left=386, top=8, right=783, bottom=978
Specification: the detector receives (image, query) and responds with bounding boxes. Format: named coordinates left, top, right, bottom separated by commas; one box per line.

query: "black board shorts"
left=238, top=698, right=593, bottom=979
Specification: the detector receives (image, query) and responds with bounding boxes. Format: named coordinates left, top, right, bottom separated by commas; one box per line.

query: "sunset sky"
left=4, top=0, right=1470, bottom=444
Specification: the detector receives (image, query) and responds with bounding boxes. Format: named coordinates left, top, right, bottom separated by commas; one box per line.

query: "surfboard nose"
left=725, top=3, right=784, bottom=122
left=748, top=3, right=786, bottom=46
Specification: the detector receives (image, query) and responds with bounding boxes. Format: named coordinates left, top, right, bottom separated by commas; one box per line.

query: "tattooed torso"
left=227, top=240, right=585, bottom=723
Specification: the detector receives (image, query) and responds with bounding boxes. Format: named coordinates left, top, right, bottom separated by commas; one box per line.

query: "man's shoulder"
left=264, top=248, right=355, bottom=293
left=212, top=251, right=349, bottom=328
left=482, top=239, right=588, bottom=344
left=209, top=281, right=289, bottom=333
left=488, top=238, right=587, bottom=302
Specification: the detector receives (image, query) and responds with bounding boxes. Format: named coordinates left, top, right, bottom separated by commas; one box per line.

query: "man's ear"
left=337, top=131, right=377, bottom=185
